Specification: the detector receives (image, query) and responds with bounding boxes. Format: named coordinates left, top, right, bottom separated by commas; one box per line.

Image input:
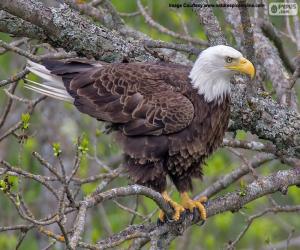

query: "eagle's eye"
left=225, top=57, right=233, bottom=63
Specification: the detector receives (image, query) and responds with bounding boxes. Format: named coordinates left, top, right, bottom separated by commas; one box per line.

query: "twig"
left=32, top=151, right=63, bottom=181
left=293, top=13, right=300, bottom=50
left=113, top=200, right=148, bottom=220
left=0, top=38, right=28, bottom=55
left=0, top=39, right=39, bottom=61
left=57, top=221, right=72, bottom=250
left=90, top=0, right=104, bottom=6
left=41, top=240, right=57, bottom=250
left=197, top=153, right=276, bottom=198
left=0, top=68, right=29, bottom=88
left=0, top=160, right=59, bottom=199
left=98, top=205, right=113, bottom=235
left=64, top=0, right=106, bottom=25
left=0, top=82, right=18, bottom=129
left=227, top=205, right=300, bottom=249
left=284, top=0, right=296, bottom=43
left=288, top=58, right=300, bottom=89
left=259, top=19, right=295, bottom=72
left=137, top=0, right=207, bottom=46
left=119, top=8, right=148, bottom=18
left=0, top=224, right=33, bottom=232
left=15, top=229, right=29, bottom=250
left=286, top=229, right=295, bottom=250
left=222, top=138, right=276, bottom=153
left=144, top=40, right=202, bottom=55
left=3, top=88, right=31, bottom=104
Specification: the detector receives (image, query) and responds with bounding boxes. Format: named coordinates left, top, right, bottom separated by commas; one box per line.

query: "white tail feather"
left=25, top=83, right=73, bottom=102
left=26, top=61, right=73, bottom=102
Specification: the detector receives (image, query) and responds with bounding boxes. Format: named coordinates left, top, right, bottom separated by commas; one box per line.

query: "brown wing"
left=65, top=62, right=195, bottom=136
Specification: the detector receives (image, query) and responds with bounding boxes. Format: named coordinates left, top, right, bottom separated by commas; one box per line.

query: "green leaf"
left=0, top=179, right=6, bottom=191
left=15, top=194, right=20, bottom=206
left=78, top=134, right=89, bottom=154
left=95, top=129, right=102, bottom=137
left=21, top=112, right=30, bottom=129
left=240, top=179, right=246, bottom=189
left=0, top=176, right=13, bottom=193
left=52, top=142, right=62, bottom=157
left=235, top=130, right=247, bottom=140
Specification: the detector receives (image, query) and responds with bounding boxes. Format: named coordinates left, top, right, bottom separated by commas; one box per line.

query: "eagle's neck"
left=189, top=63, right=231, bottom=104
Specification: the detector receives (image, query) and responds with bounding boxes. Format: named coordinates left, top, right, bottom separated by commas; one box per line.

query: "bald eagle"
left=26, top=45, right=255, bottom=221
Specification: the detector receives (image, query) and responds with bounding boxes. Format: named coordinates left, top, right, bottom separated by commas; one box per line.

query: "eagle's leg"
left=159, top=191, right=185, bottom=221
left=180, top=192, right=208, bottom=220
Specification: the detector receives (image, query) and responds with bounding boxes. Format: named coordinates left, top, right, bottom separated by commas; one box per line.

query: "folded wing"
left=28, top=60, right=195, bottom=136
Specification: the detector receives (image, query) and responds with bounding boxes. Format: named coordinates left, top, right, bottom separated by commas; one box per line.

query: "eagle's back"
left=38, top=60, right=231, bottom=192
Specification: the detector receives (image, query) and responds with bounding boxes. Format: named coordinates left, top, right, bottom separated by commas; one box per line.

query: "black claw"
left=191, top=207, right=206, bottom=225
left=157, top=213, right=174, bottom=225
left=157, top=218, right=165, bottom=226
left=203, top=200, right=209, bottom=207
left=195, top=220, right=206, bottom=227
left=192, top=207, right=200, bottom=222
left=180, top=210, right=187, bottom=220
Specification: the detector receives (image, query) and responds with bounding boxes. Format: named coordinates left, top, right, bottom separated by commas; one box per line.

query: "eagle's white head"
left=189, top=45, right=255, bottom=103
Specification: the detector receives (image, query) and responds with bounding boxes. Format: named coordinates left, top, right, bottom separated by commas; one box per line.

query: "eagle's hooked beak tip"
left=240, top=57, right=255, bottom=80
left=226, top=57, right=255, bottom=80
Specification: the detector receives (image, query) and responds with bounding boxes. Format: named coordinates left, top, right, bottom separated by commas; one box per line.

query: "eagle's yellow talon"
left=181, top=192, right=207, bottom=220
left=160, top=191, right=185, bottom=221
left=158, top=209, right=165, bottom=222
left=198, top=196, right=208, bottom=203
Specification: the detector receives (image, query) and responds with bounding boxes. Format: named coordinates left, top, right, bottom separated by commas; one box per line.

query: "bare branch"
left=197, top=153, right=276, bottom=198
left=0, top=10, right=46, bottom=40
left=144, top=40, right=202, bottom=55
left=137, top=0, right=207, bottom=46
left=69, top=202, right=88, bottom=249
left=222, top=138, right=276, bottom=153
left=227, top=205, right=300, bottom=249
left=0, top=68, right=29, bottom=88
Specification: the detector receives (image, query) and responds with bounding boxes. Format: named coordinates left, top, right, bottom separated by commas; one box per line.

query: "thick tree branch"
left=0, top=0, right=152, bottom=62
left=190, top=0, right=227, bottom=46
left=0, top=10, right=46, bottom=40
left=230, top=86, right=300, bottom=158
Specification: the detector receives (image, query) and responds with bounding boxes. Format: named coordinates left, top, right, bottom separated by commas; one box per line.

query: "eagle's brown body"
left=43, top=60, right=230, bottom=193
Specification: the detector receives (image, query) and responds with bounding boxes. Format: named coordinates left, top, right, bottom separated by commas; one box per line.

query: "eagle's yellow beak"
left=226, top=57, right=255, bottom=79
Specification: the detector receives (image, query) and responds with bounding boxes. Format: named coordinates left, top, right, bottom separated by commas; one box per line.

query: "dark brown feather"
left=42, top=60, right=230, bottom=193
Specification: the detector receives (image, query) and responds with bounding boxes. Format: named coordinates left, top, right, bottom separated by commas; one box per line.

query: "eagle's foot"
left=181, top=192, right=207, bottom=221
left=159, top=191, right=185, bottom=222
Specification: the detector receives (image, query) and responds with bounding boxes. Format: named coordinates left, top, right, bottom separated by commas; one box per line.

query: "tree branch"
left=93, top=168, right=300, bottom=249
left=0, top=10, right=46, bottom=40
left=0, top=0, right=152, bottom=62
left=190, top=0, right=227, bottom=46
